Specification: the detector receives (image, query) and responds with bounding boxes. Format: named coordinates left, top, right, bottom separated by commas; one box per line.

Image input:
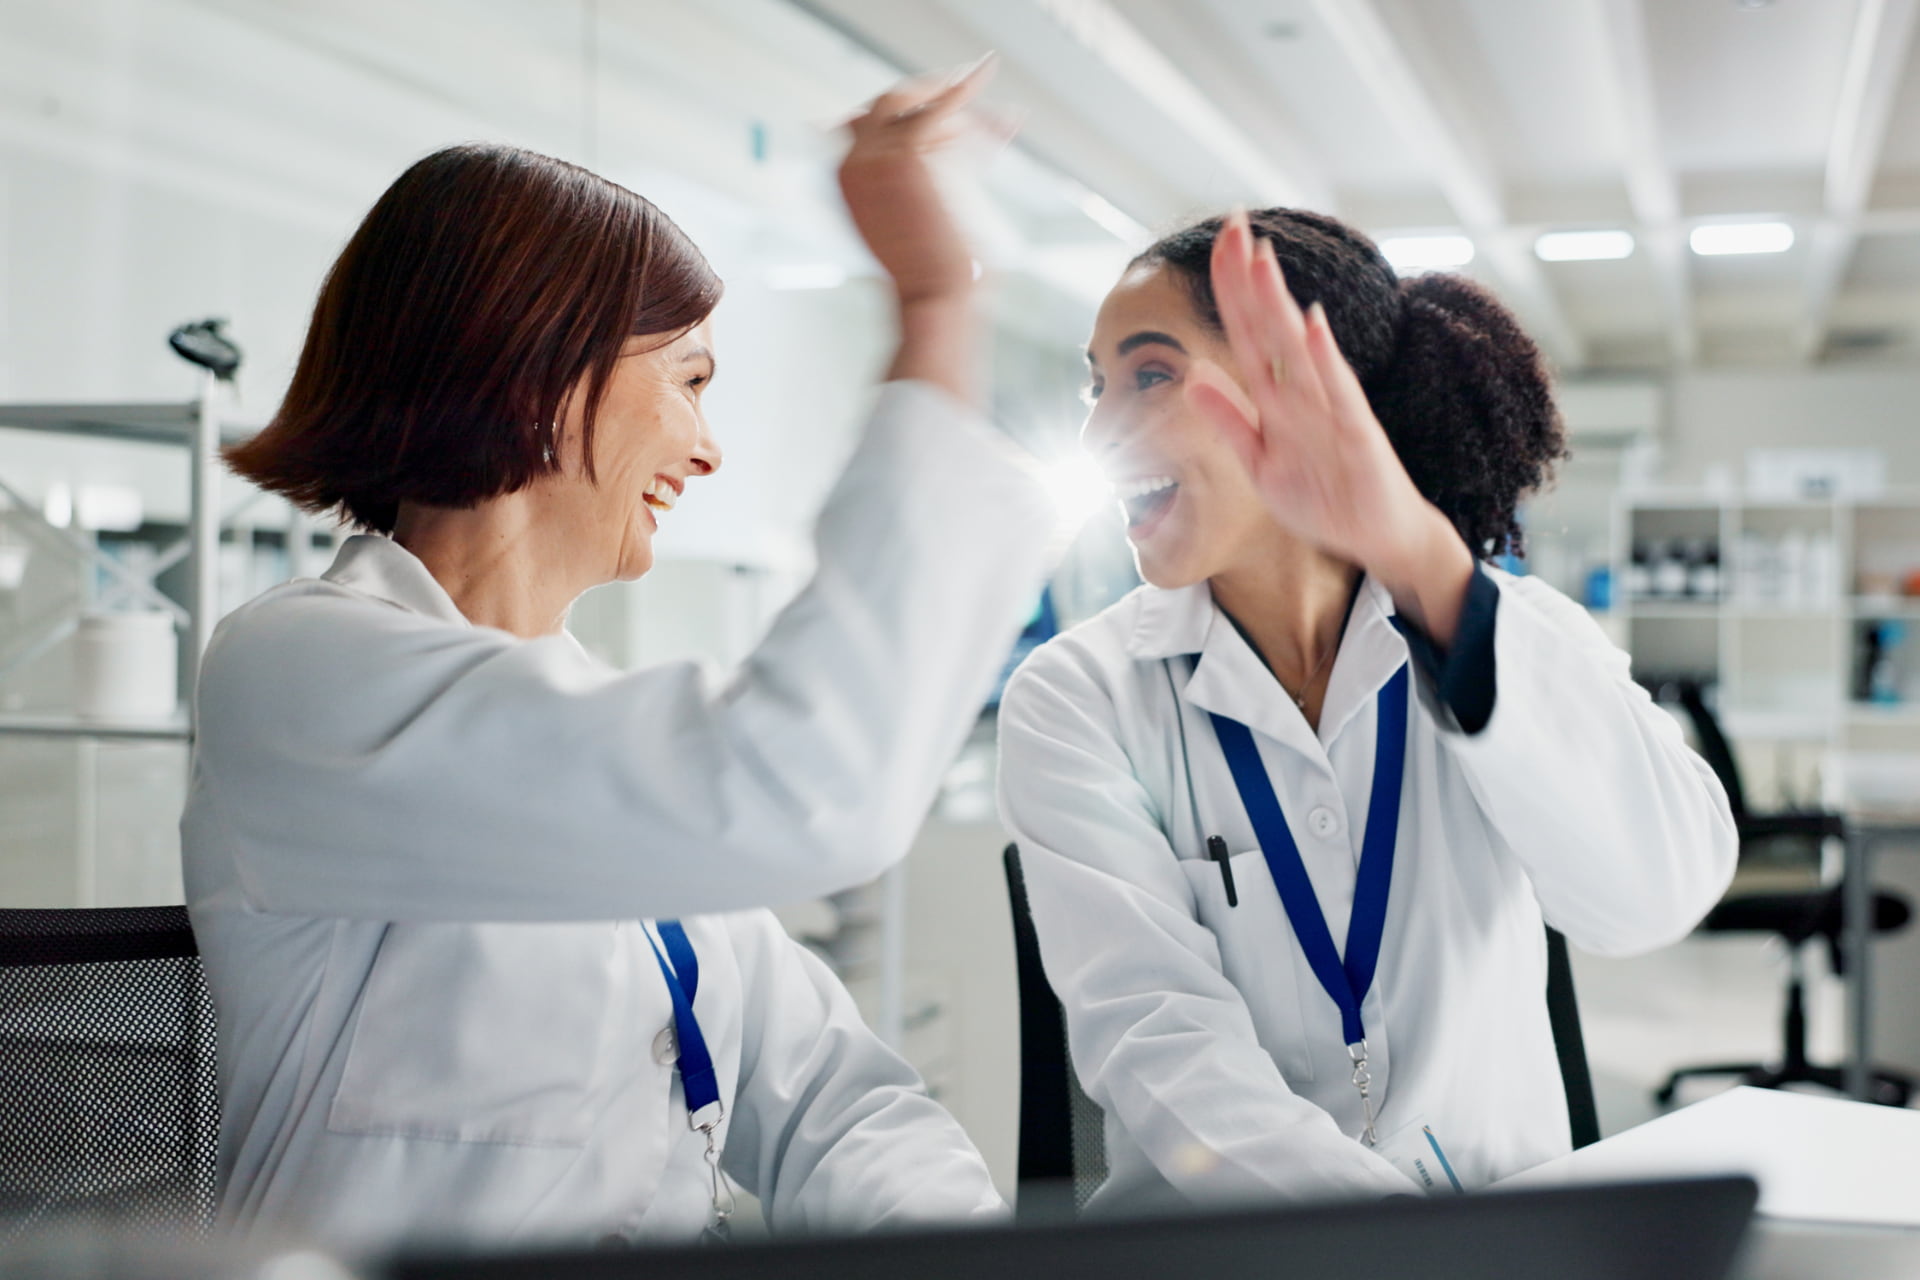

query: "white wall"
left=1660, top=367, right=1920, bottom=489
left=0, top=0, right=908, bottom=563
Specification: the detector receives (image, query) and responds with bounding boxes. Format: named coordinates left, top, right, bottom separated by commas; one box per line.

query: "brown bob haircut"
left=227, top=143, right=723, bottom=534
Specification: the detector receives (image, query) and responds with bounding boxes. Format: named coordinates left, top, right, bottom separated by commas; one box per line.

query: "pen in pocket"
left=1207, top=835, right=1238, bottom=907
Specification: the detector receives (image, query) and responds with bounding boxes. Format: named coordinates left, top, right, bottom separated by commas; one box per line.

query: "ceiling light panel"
left=1379, top=234, right=1476, bottom=273
left=1535, top=230, right=1636, bottom=262
left=1688, top=221, right=1796, bottom=256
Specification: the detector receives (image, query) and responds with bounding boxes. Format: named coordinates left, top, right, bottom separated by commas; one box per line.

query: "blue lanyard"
left=1205, top=663, right=1409, bottom=1048
left=646, top=920, right=721, bottom=1124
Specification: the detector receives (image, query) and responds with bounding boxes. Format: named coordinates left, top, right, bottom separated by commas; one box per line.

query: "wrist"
left=1377, top=506, right=1475, bottom=647
left=887, top=293, right=981, bottom=407
left=895, top=286, right=975, bottom=316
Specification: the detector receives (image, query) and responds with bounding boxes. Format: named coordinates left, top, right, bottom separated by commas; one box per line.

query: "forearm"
left=727, top=929, right=1004, bottom=1232
left=214, top=388, right=1053, bottom=923
left=1442, top=578, right=1737, bottom=953
left=885, top=293, right=980, bottom=408
left=1373, top=504, right=1476, bottom=649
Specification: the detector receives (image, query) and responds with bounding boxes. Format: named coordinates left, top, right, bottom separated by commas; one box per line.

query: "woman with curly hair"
left=997, top=209, right=1735, bottom=1211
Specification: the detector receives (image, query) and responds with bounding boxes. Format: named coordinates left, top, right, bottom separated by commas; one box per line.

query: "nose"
left=689, top=415, right=723, bottom=477
left=1079, top=401, right=1124, bottom=460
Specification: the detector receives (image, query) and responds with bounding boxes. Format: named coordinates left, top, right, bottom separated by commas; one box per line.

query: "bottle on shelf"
left=1626, top=542, right=1652, bottom=600
left=1685, top=539, right=1722, bottom=601
left=1855, top=621, right=1909, bottom=706
left=1651, top=540, right=1690, bottom=599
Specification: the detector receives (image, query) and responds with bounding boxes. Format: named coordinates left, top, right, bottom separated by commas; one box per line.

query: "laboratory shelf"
left=1847, top=705, right=1920, bottom=728
left=1623, top=602, right=1722, bottom=619
left=1615, top=491, right=1920, bottom=762
left=0, top=386, right=232, bottom=730
left=0, top=712, right=191, bottom=742
left=0, top=402, right=254, bottom=446
left=1851, top=598, right=1920, bottom=619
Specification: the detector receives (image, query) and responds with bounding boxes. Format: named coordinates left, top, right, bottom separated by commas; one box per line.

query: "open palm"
left=1185, top=211, right=1435, bottom=575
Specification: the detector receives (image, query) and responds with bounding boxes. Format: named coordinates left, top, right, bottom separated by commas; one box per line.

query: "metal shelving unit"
left=0, top=712, right=193, bottom=741
left=0, top=375, right=243, bottom=742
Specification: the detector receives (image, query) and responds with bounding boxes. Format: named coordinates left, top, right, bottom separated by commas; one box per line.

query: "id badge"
left=1373, top=1116, right=1465, bottom=1196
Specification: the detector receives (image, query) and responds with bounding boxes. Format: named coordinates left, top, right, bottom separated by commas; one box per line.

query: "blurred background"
left=4, top=0, right=1920, bottom=1201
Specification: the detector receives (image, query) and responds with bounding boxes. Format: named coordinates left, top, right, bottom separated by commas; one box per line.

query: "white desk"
left=1740, top=1222, right=1920, bottom=1280
left=1501, top=1088, right=1920, bottom=1278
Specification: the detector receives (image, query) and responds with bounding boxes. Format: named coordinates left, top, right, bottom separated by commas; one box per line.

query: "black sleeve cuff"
left=1395, top=563, right=1500, bottom=735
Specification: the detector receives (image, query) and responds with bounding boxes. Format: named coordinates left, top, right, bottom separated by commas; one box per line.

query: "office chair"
left=1654, top=682, right=1913, bottom=1107
left=1003, top=845, right=1109, bottom=1219
left=0, top=906, right=220, bottom=1240
left=1002, top=844, right=1600, bottom=1217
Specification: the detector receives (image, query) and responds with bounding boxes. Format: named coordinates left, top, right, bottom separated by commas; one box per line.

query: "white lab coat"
left=181, top=382, right=1057, bottom=1251
left=996, top=569, right=1737, bottom=1214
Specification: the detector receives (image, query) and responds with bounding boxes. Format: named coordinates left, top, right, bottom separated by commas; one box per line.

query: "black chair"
left=0, top=906, right=220, bottom=1240
left=1655, top=682, right=1914, bottom=1107
left=1004, top=846, right=1109, bottom=1218
left=1002, top=844, right=1600, bottom=1216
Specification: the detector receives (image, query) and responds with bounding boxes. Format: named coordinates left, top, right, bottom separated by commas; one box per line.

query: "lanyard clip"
left=692, top=1101, right=735, bottom=1241
left=1348, top=1040, right=1379, bottom=1148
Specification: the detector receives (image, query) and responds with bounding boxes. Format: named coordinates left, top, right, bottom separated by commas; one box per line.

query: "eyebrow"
left=680, top=346, right=714, bottom=365
left=1087, top=330, right=1189, bottom=367
left=1117, top=330, right=1187, bottom=357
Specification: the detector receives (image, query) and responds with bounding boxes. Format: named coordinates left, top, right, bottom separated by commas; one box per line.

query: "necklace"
left=1287, top=641, right=1338, bottom=710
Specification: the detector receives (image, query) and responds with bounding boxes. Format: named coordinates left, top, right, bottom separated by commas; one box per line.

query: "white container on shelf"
left=73, top=611, right=179, bottom=722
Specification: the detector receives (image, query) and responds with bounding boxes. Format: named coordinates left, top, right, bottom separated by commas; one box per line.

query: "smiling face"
left=1083, top=264, right=1286, bottom=589
left=540, top=321, right=723, bottom=582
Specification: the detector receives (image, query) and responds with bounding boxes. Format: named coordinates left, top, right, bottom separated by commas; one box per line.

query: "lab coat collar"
left=321, top=535, right=472, bottom=628
left=1317, top=576, right=1412, bottom=748
left=1126, top=576, right=1410, bottom=758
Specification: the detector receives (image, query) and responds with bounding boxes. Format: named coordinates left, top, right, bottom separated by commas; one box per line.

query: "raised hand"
left=1185, top=209, right=1475, bottom=642
left=837, top=56, right=998, bottom=307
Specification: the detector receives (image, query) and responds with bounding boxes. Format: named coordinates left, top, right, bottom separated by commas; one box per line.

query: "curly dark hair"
left=1133, top=209, right=1568, bottom=558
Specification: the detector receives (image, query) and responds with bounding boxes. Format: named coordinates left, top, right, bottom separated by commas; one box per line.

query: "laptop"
left=386, top=1175, right=1759, bottom=1280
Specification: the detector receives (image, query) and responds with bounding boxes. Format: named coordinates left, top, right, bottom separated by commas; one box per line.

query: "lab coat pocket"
left=328, top=923, right=614, bottom=1147
left=1179, top=851, right=1315, bottom=1082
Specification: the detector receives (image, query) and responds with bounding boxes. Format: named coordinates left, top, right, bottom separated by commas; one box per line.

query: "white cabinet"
left=1611, top=492, right=1920, bottom=806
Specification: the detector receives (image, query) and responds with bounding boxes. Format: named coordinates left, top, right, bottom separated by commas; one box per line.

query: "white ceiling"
left=797, top=0, right=1920, bottom=373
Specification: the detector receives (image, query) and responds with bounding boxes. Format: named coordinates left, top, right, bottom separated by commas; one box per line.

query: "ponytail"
left=1371, top=273, right=1566, bottom=557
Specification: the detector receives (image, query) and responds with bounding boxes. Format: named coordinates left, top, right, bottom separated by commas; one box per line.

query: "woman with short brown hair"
left=185, top=64, right=1057, bottom=1250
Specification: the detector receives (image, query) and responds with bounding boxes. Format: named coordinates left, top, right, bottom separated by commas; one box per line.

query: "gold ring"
left=1270, top=356, right=1287, bottom=387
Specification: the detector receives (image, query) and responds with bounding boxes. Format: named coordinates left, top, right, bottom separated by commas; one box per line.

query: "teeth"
left=643, top=477, right=678, bottom=511
left=1114, top=475, right=1176, bottom=501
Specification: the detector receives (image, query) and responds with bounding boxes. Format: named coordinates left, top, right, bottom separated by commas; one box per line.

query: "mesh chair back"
left=0, top=906, right=219, bottom=1240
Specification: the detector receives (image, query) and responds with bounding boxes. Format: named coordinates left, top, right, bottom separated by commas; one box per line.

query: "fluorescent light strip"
left=1688, top=221, right=1795, bottom=256
left=1379, top=234, right=1475, bottom=273
left=766, top=264, right=847, bottom=291
left=1079, top=192, right=1150, bottom=248
left=1535, top=229, right=1635, bottom=262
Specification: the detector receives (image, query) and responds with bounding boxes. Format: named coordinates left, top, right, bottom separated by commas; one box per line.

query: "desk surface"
left=1740, top=1221, right=1920, bottom=1280
left=1500, top=1087, right=1920, bottom=1228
